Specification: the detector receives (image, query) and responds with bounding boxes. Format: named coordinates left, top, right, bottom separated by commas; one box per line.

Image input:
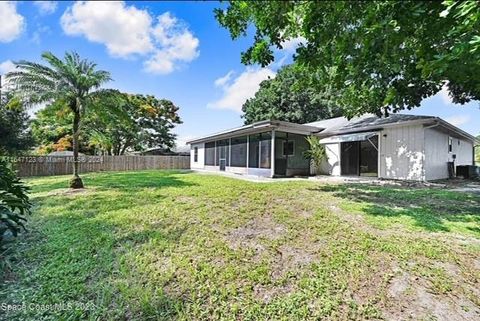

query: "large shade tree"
left=30, top=100, right=93, bottom=155
left=215, top=1, right=480, bottom=117
left=0, top=96, right=33, bottom=155
left=242, top=64, right=341, bottom=124
left=6, top=52, right=111, bottom=188
left=85, top=90, right=182, bottom=155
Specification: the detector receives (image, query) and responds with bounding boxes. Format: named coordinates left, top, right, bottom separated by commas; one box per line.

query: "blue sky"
left=1, top=1, right=479, bottom=147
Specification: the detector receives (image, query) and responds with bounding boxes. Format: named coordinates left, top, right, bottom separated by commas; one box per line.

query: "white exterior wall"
left=317, top=143, right=341, bottom=175
left=190, top=143, right=205, bottom=169
left=379, top=124, right=425, bottom=181
left=424, top=128, right=474, bottom=180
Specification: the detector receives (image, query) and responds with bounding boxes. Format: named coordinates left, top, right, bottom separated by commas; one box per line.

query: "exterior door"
left=341, top=142, right=360, bottom=175
left=219, top=159, right=226, bottom=171
left=216, top=139, right=228, bottom=171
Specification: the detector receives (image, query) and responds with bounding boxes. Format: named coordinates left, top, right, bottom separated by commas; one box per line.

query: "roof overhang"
left=319, top=131, right=379, bottom=144
left=187, top=120, right=322, bottom=144
left=426, top=118, right=477, bottom=142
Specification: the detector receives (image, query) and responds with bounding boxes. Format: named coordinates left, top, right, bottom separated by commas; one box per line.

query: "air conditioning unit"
left=456, top=165, right=479, bottom=179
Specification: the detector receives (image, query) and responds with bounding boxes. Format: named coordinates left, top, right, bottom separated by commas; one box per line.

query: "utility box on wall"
left=456, top=165, right=479, bottom=179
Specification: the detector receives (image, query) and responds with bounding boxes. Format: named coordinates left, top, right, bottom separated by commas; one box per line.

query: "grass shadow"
left=312, top=184, right=480, bottom=234
left=27, top=170, right=196, bottom=194
left=1, top=199, right=189, bottom=320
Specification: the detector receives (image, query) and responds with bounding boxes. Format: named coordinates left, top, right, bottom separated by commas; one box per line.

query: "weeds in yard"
left=0, top=171, right=479, bottom=320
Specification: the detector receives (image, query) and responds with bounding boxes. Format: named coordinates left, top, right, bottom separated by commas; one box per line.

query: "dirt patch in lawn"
left=270, top=245, right=316, bottom=279
left=384, top=268, right=480, bottom=321
left=226, top=215, right=286, bottom=253
left=253, top=282, right=295, bottom=304
left=252, top=245, right=317, bottom=303
left=45, top=188, right=92, bottom=197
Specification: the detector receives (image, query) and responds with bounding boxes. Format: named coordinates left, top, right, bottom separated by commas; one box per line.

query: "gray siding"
left=379, top=124, right=425, bottom=181
left=424, top=128, right=474, bottom=180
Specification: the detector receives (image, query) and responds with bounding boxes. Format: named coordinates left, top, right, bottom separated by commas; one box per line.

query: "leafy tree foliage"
left=31, top=91, right=182, bottom=156
left=215, top=1, right=480, bottom=117
left=0, top=96, right=33, bottom=155
left=242, top=64, right=341, bottom=124
left=0, top=160, right=31, bottom=254
left=7, top=52, right=111, bottom=188
left=30, top=100, right=94, bottom=155
left=303, top=136, right=327, bottom=175
left=85, top=91, right=182, bottom=155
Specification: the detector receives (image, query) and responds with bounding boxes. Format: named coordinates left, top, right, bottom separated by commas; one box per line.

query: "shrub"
left=0, top=160, right=31, bottom=252
left=303, top=136, right=327, bottom=175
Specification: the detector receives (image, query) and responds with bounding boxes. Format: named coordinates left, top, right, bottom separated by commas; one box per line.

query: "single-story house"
left=133, top=145, right=190, bottom=156
left=187, top=114, right=477, bottom=181
left=47, top=151, right=85, bottom=157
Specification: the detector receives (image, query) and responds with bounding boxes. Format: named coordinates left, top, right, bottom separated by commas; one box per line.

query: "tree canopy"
left=85, top=90, right=182, bottom=155
left=242, top=64, right=341, bottom=124
left=0, top=96, right=33, bottom=155
left=7, top=51, right=112, bottom=188
left=30, top=100, right=92, bottom=155
left=31, top=91, right=182, bottom=156
left=215, top=1, right=480, bottom=117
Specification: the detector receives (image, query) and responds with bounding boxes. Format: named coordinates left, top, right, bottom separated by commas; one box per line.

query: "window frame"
left=448, top=136, right=453, bottom=153
left=193, top=147, right=198, bottom=162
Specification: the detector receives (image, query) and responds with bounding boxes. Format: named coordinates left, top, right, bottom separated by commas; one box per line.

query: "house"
left=47, top=151, right=85, bottom=157
left=133, top=145, right=190, bottom=156
left=187, top=114, right=477, bottom=181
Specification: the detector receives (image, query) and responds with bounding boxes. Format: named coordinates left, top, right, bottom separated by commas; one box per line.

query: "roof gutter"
left=433, top=117, right=476, bottom=142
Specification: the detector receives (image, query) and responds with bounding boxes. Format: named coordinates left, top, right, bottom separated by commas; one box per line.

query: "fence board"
left=10, top=155, right=190, bottom=177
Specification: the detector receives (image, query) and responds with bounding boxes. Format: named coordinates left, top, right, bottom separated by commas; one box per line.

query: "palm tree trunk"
left=70, top=110, right=84, bottom=188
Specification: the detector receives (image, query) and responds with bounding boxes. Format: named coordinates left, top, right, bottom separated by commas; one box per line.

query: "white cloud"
left=273, top=36, right=307, bottom=68
left=280, top=36, right=306, bottom=52
left=0, top=60, right=16, bottom=75
left=60, top=2, right=199, bottom=74
left=0, top=60, right=16, bottom=88
left=209, top=67, right=276, bottom=112
left=445, top=115, right=470, bottom=127
left=61, top=1, right=153, bottom=57
left=438, top=85, right=453, bottom=105
left=214, top=70, right=235, bottom=87
left=0, top=2, right=25, bottom=43
left=144, top=12, right=200, bottom=74
left=34, top=1, right=57, bottom=15
left=31, top=25, right=51, bottom=44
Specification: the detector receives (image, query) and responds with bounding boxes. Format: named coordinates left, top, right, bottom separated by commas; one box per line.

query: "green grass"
left=1, top=170, right=479, bottom=320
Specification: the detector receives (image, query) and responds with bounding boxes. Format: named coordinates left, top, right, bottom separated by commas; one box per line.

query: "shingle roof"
left=306, top=114, right=435, bottom=135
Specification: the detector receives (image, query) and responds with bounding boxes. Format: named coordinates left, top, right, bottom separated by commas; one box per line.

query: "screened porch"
left=202, top=131, right=311, bottom=177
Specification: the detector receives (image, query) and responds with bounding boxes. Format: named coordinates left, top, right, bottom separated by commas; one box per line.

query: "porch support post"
left=246, top=135, right=249, bottom=175
left=271, top=129, right=275, bottom=178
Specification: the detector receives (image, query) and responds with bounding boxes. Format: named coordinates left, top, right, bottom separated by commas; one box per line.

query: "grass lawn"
left=1, top=170, right=479, bottom=320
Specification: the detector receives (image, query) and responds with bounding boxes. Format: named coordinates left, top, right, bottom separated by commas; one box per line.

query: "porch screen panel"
left=259, top=132, right=271, bottom=168
left=249, top=134, right=260, bottom=168
left=231, top=136, right=247, bottom=167
left=205, top=141, right=216, bottom=165
left=216, top=139, right=229, bottom=165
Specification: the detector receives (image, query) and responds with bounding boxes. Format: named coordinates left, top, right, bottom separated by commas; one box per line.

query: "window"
left=194, top=147, right=198, bottom=162
left=283, top=140, right=294, bottom=156
left=205, top=141, right=215, bottom=165
left=231, top=136, right=247, bottom=167
left=448, top=137, right=452, bottom=153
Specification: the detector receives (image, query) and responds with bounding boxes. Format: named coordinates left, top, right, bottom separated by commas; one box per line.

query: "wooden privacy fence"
left=11, top=155, right=190, bottom=177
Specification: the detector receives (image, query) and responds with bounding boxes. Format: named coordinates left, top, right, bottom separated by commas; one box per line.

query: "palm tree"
left=6, top=52, right=111, bottom=188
